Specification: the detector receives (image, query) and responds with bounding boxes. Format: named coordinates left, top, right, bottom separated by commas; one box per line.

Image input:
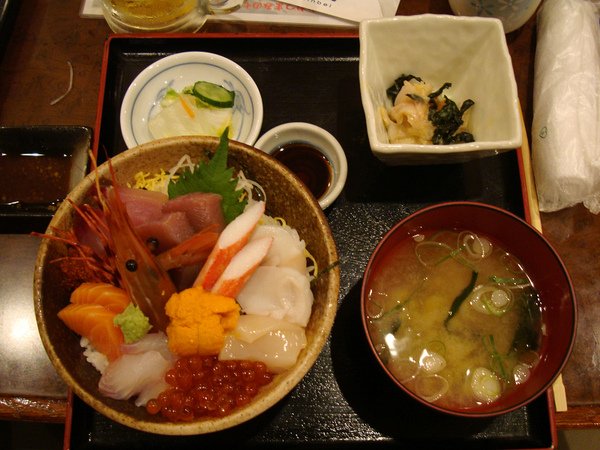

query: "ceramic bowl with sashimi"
left=33, top=134, right=340, bottom=435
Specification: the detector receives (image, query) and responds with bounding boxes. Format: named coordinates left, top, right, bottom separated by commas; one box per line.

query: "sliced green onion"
left=489, top=275, right=530, bottom=286
left=389, top=357, right=420, bottom=383
left=512, top=363, right=531, bottom=385
left=458, top=231, right=493, bottom=259
left=419, top=349, right=447, bottom=374
left=425, top=340, right=446, bottom=357
left=470, top=367, right=501, bottom=403
left=469, top=285, right=513, bottom=316
left=415, top=241, right=455, bottom=266
left=415, top=374, right=449, bottom=403
left=483, top=335, right=509, bottom=381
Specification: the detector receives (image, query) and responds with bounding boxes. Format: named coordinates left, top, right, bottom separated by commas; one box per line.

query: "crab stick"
left=211, top=236, right=273, bottom=298
left=194, top=201, right=265, bottom=290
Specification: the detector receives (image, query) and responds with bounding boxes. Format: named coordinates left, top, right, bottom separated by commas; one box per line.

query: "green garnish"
left=113, top=304, right=152, bottom=344
left=167, top=129, right=247, bottom=223
left=483, top=334, right=510, bottom=382
left=489, top=275, right=529, bottom=285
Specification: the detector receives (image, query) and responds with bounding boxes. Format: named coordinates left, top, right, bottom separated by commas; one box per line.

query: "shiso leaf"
left=167, top=129, right=247, bottom=223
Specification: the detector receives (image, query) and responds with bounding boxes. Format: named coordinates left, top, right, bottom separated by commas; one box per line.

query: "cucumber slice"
left=192, top=81, right=235, bottom=108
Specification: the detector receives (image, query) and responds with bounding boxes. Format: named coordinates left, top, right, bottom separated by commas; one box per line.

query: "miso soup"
left=365, top=229, right=543, bottom=410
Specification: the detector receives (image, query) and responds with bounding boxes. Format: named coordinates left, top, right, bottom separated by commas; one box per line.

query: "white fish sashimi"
left=99, top=350, right=172, bottom=405
left=236, top=266, right=314, bottom=327
left=98, top=332, right=175, bottom=406
left=148, top=93, right=233, bottom=140
left=219, top=315, right=307, bottom=373
left=250, top=221, right=307, bottom=274
left=121, top=331, right=173, bottom=360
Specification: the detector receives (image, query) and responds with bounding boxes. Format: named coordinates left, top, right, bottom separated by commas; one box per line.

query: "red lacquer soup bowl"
left=361, top=201, right=576, bottom=417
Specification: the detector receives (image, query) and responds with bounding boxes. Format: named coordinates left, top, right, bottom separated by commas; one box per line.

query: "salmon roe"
left=146, top=355, right=273, bottom=421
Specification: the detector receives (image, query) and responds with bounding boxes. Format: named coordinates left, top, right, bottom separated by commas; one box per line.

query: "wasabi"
left=114, top=304, right=152, bottom=343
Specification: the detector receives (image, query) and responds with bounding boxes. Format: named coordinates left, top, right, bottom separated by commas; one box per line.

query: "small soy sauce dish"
left=254, top=122, right=348, bottom=209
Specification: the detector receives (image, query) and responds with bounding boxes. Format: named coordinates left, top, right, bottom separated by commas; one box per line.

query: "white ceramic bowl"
left=120, top=51, right=263, bottom=149
left=359, top=15, right=522, bottom=165
left=254, top=122, right=348, bottom=209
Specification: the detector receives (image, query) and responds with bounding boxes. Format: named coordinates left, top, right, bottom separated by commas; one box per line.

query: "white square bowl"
left=359, top=15, right=522, bottom=165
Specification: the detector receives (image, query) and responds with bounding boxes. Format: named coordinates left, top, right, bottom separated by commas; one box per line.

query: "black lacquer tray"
left=66, top=34, right=556, bottom=450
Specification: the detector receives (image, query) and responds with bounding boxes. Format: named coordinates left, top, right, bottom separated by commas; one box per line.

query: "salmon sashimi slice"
left=58, top=303, right=124, bottom=361
left=194, top=201, right=265, bottom=290
left=70, top=282, right=131, bottom=314
left=211, top=236, right=273, bottom=298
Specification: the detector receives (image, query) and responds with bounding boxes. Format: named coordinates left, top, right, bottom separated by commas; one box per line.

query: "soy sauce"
left=271, top=141, right=332, bottom=200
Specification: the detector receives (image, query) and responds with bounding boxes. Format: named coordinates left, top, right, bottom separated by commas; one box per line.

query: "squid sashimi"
left=211, top=236, right=273, bottom=298
left=219, top=315, right=307, bottom=373
left=194, top=201, right=265, bottom=290
left=250, top=219, right=307, bottom=274
left=58, top=303, right=124, bottom=361
left=70, top=282, right=131, bottom=314
left=236, top=266, right=314, bottom=327
left=99, top=332, right=175, bottom=406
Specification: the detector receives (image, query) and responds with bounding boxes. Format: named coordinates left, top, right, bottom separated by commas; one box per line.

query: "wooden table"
left=0, top=0, right=598, bottom=429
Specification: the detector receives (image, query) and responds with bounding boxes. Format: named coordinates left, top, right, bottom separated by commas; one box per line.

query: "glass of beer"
left=207, top=0, right=244, bottom=14
left=101, top=0, right=243, bottom=33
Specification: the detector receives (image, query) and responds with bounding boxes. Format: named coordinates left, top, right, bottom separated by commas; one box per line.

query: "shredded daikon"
left=50, top=61, right=73, bottom=106
left=236, top=169, right=266, bottom=205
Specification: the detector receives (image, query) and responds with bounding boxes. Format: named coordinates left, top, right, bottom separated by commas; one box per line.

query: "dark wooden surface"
left=0, top=0, right=597, bottom=429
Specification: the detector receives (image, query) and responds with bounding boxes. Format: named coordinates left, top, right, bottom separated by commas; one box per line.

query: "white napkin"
left=532, top=0, right=600, bottom=213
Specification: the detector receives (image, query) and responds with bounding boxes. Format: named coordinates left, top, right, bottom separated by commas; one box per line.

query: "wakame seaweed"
left=428, top=86, right=475, bottom=145
left=511, top=287, right=543, bottom=353
left=386, top=74, right=423, bottom=100
left=385, top=75, right=475, bottom=145
left=444, top=270, right=478, bottom=327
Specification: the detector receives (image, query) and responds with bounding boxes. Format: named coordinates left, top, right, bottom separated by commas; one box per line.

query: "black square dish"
left=0, top=125, right=91, bottom=233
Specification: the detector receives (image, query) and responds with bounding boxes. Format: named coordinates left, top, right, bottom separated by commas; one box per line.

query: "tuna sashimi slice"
left=70, top=282, right=130, bottom=314
left=194, top=201, right=265, bottom=290
left=117, top=186, right=168, bottom=228
left=162, top=192, right=225, bottom=232
left=135, top=211, right=195, bottom=253
left=58, top=303, right=124, bottom=361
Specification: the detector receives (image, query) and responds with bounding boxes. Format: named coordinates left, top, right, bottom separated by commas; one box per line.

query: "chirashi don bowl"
left=361, top=202, right=576, bottom=417
left=33, top=136, right=340, bottom=434
left=359, top=15, right=522, bottom=165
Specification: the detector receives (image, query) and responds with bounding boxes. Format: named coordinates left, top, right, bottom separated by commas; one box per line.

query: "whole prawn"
left=101, top=184, right=176, bottom=332
left=36, top=156, right=177, bottom=332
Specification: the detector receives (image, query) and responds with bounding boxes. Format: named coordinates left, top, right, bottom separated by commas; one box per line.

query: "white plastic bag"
left=532, top=0, right=600, bottom=213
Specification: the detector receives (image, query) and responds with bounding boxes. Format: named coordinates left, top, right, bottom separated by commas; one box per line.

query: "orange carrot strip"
left=179, top=95, right=195, bottom=118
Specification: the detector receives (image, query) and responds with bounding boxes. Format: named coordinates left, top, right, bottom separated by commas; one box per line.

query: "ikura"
left=146, top=355, right=274, bottom=421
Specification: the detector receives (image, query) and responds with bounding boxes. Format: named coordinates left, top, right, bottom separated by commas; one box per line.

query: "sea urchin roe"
left=145, top=355, right=273, bottom=420
left=165, top=287, right=240, bottom=356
